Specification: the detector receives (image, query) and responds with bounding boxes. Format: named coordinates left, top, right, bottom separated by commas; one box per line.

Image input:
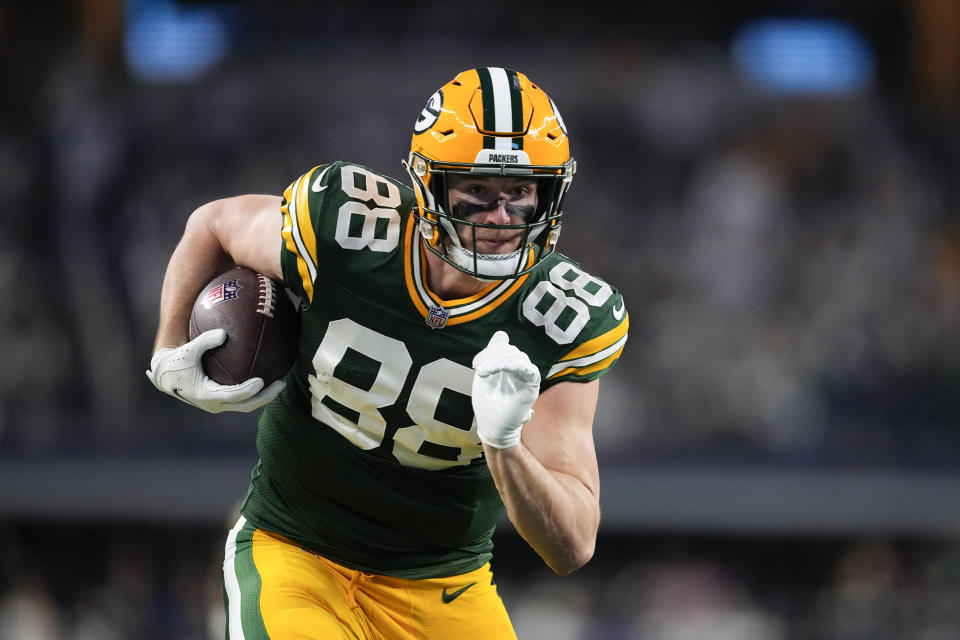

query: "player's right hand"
left=146, top=328, right=284, bottom=413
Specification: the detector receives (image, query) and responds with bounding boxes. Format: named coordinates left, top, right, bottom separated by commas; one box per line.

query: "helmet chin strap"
left=447, top=243, right=526, bottom=278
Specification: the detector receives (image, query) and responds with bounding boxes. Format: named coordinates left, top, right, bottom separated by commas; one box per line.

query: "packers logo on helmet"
left=403, top=67, right=576, bottom=280
left=415, top=90, right=443, bottom=134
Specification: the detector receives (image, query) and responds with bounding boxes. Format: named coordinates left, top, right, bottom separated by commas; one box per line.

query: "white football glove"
left=146, top=328, right=284, bottom=414
left=471, top=331, right=541, bottom=449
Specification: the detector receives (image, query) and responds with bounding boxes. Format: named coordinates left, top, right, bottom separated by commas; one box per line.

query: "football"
left=189, top=266, right=299, bottom=386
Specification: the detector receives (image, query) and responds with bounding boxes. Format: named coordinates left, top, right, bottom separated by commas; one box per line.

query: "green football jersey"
left=240, top=161, right=629, bottom=578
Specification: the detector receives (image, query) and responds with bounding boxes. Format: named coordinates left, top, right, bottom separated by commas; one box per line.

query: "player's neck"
left=423, top=243, right=495, bottom=301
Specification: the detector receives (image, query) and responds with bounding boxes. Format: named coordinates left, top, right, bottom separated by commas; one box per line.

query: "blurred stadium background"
left=2, top=0, right=960, bottom=637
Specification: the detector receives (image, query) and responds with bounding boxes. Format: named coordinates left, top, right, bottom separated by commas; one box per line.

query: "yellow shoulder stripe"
left=560, top=312, right=629, bottom=362
left=545, top=313, right=629, bottom=380
left=280, top=166, right=322, bottom=303
left=546, top=346, right=625, bottom=380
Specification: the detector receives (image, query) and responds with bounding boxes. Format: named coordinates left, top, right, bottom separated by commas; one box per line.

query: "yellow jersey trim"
left=561, top=312, right=629, bottom=361
left=280, top=166, right=323, bottom=303
left=403, top=215, right=532, bottom=325
left=546, top=314, right=629, bottom=379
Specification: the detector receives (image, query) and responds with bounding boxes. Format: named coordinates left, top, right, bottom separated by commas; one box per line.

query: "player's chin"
left=472, top=237, right=523, bottom=255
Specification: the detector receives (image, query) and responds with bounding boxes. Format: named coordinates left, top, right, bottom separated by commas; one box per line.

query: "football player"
left=147, top=67, right=628, bottom=639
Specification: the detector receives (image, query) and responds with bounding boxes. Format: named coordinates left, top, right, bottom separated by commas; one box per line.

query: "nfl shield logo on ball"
left=426, top=305, right=449, bottom=329
left=202, top=279, right=241, bottom=309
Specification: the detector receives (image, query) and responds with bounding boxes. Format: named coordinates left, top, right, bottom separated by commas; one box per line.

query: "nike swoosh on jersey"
left=311, top=166, right=331, bottom=192
left=612, top=299, right=625, bottom=320
left=441, top=583, right=476, bottom=603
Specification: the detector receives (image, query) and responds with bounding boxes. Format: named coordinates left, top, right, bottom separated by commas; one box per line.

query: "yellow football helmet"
left=403, top=67, right=576, bottom=279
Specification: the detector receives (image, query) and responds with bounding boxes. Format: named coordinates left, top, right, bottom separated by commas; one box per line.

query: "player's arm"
left=472, top=331, right=600, bottom=575
left=483, top=380, right=600, bottom=576
left=153, top=194, right=283, bottom=351
left=147, top=194, right=284, bottom=414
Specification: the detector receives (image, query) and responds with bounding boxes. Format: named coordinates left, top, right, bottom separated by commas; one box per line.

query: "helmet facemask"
left=404, top=153, right=574, bottom=280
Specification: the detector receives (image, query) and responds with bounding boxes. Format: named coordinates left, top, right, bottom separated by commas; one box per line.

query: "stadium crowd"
left=2, top=1, right=960, bottom=638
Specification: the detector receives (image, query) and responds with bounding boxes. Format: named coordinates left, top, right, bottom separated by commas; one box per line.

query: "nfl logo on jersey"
left=426, top=305, right=449, bottom=329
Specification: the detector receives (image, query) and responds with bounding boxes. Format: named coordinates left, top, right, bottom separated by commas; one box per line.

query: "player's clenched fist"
left=471, top=331, right=541, bottom=449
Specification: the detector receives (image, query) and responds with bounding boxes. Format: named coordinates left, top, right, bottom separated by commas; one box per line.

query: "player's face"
left=446, top=175, right=538, bottom=255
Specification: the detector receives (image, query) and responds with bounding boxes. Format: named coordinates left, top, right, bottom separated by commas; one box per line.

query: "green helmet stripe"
left=477, top=67, right=497, bottom=149
left=478, top=67, right=525, bottom=151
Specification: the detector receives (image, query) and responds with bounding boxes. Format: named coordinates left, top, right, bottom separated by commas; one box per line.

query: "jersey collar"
left=402, top=215, right=531, bottom=326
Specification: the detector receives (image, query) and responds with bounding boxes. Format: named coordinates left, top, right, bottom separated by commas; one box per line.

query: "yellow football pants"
left=223, top=516, right=517, bottom=640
